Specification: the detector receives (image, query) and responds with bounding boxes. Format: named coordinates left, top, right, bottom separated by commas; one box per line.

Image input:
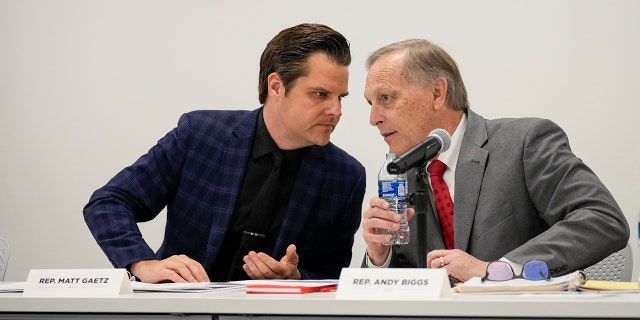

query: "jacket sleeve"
left=83, top=114, right=192, bottom=268
left=505, top=119, right=629, bottom=275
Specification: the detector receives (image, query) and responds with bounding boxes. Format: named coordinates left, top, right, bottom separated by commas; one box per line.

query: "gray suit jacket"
left=377, top=109, right=629, bottom=276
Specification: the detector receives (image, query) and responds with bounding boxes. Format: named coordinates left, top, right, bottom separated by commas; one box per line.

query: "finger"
left=165, top=255, right=210, bottom=283
left=369, top=196, right=389, bottom=209
left=241, top=252, right=262, bottom=279
left=254, top=252, right=282, bottom=278
left=242, top=258, right=257, bottom=279
left=243, top=251, right=277, bottom=279
left=159, top=269, right=189, bottom=283
left=363, top=219, right=400, bottom=245
left=406, top=207, right=416, bottom=221
left=144, top=260, right=186, bottom=283
left=427, top=256, right=443, bottom=269
left=363, top=230, right=393, bottom=245
left=363, top=206, right=390, bottom=220
left=179, top=255, right=210, bottom=282
left=363, top=209, right=401, bottom=231
left=281, top=245, right=301, bottom=279
left=133, top=258, right=201, bottom=283
left=242, top=253, right=262, bottom=279
left=282, top=244, right=299, bottom=265
left=162, top=256, right=198, bottom=282
left=426, top=250, right=448, bottom=268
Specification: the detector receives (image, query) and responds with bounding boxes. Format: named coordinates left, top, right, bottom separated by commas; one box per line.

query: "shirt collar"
left=435, top=112, right=467, bottom=172
left=253, top=109, right=279, bottom=159
left=253, top=108, right=306, bottom=165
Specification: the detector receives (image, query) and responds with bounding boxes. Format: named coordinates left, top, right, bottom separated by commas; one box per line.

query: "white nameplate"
left=23, top=269, right=133, bottom=297
left=336, top=268, right=451, bottom=300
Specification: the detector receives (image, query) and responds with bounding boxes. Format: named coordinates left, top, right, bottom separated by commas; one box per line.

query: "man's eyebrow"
left=309, top=86, right=349, bottom=97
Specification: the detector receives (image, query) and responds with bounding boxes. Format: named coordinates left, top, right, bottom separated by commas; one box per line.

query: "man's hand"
left=362, top=196, right=415, bottom=266
left=426, top=249, right=489, bottom=282
left=242, top=244, right=301, bottom=279
left=130, top=255, right=210, bottom=283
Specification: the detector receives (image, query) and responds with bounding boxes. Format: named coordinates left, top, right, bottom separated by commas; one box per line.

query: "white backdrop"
left=1, top=0, right=639, bottom=282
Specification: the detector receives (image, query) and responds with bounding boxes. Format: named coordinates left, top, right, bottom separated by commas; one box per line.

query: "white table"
left=1, top=287, right=639, bottom=319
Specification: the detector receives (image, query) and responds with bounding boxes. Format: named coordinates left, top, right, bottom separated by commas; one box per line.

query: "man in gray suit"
left=361, top=39, right=629, bottom=282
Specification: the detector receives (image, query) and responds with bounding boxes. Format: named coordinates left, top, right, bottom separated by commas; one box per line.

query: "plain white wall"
left=1, top=0, right=639, bottom=282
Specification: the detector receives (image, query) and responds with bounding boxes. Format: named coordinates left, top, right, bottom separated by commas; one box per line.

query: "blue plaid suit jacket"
left=84, top=108, right=366, bottom=279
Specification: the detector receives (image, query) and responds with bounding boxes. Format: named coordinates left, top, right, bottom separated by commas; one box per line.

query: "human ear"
left=268, top=72, right=284, bottom=97
left=432, top=77, right=448, bottom=110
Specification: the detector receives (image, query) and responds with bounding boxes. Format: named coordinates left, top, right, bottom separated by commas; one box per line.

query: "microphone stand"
left=409, top=164, right=431, bottom=269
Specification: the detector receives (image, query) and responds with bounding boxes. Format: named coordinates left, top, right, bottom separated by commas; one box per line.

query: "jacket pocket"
left=473, top=203, right=514, bottom=239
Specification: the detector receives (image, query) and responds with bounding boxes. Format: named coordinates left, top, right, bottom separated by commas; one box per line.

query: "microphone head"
left=429, top=128, right=451, bottom=152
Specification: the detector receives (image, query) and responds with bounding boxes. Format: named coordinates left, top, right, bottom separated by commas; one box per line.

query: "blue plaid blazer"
left=84, top=108, right=366, bottom=279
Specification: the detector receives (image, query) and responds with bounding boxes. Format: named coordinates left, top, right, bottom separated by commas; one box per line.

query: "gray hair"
left=366, top=39, right=469, bottom=111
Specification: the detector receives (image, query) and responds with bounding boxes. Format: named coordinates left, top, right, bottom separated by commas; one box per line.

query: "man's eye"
left=315, top=91, right=327, bottom=97
left=382, top=95, right=391, bottom=102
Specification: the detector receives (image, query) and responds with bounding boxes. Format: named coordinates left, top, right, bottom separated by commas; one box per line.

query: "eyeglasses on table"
left=482, top=260, right=551, bottom=282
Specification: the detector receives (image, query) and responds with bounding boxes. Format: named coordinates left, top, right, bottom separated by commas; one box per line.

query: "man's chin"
left=388, top=146, right=408, bottom=155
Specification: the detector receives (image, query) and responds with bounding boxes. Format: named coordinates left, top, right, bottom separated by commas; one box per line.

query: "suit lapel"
left=455, top=110, right=488, bottom=251
left=204, top=109, right=257, bottom=268
left=272, top=145, right=325, bottom=258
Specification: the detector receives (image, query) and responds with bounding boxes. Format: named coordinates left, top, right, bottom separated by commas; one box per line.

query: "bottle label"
left=378, top=180, right=407, bottom=198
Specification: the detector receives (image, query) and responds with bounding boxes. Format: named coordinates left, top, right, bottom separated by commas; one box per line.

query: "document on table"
left=231, top=279, right=339, bottom=294
left=0, top=282, right=26, bottom=293
left=131, top=281, right=243, bottom=293
left=456, top=270, right=640, bottom=294
left=454, top=273, right=577, bottom=293
left=0, top=281, right=243, bottom=293
left=575, top=280, right=639, bottom=293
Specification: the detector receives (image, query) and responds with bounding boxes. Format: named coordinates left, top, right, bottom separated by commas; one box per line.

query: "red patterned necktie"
left=427, top=159, right=455, bottom=249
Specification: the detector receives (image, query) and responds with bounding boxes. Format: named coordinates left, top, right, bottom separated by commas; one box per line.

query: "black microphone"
left=387, top=128, right=451, bottom=174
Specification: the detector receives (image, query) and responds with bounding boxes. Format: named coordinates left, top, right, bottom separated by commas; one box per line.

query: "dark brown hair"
left=258, top=23, right=351, bottom=104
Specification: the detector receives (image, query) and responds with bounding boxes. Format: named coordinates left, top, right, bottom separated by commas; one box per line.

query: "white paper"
left=131, top=281, right=243, bottom=293
left=455, top=273, right=576, bottom=293
left=0, top=282, right=26, bottom=293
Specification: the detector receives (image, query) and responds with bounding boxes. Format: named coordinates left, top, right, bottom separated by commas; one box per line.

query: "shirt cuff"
left=500, top=257, right=523, bottom=276
left=365, top=249, right=392, bottom=268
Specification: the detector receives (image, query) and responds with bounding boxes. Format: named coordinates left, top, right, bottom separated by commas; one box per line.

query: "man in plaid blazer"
left=84, top=24, right=366, bottom=283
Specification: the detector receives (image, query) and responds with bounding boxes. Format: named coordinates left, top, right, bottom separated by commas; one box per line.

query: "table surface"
left=1, top=287, right=640, bottom=319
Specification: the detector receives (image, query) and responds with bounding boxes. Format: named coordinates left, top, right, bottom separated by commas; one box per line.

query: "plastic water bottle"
left=378, top=153, right=409, bottom=245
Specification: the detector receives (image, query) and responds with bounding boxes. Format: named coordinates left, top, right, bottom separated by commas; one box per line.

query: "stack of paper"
left=232, top=279, right=339, bottom=294
left=577, top=280, right=639, bottom=292
left=0, top=282, right=25, bottom=293
left=454, top=273, right=576, bottom=293
left=455, top=271, right=640, bottom=294
left=131, top=282, right=242, bottom=293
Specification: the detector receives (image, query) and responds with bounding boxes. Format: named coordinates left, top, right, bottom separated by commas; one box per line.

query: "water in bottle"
left=378, top=153, right=409, bottom=245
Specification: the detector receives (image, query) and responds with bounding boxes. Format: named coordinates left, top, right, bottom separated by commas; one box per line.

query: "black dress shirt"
left=210, top=109, right=305, bottom=281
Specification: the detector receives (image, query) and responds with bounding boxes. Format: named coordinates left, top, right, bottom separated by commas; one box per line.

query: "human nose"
left=369, top=104, right=383, bottom=126
left=327, top=99, right=342, bottom=118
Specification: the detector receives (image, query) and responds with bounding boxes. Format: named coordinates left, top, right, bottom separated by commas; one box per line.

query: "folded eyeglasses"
left=482, top=260, right=551, bottom=282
